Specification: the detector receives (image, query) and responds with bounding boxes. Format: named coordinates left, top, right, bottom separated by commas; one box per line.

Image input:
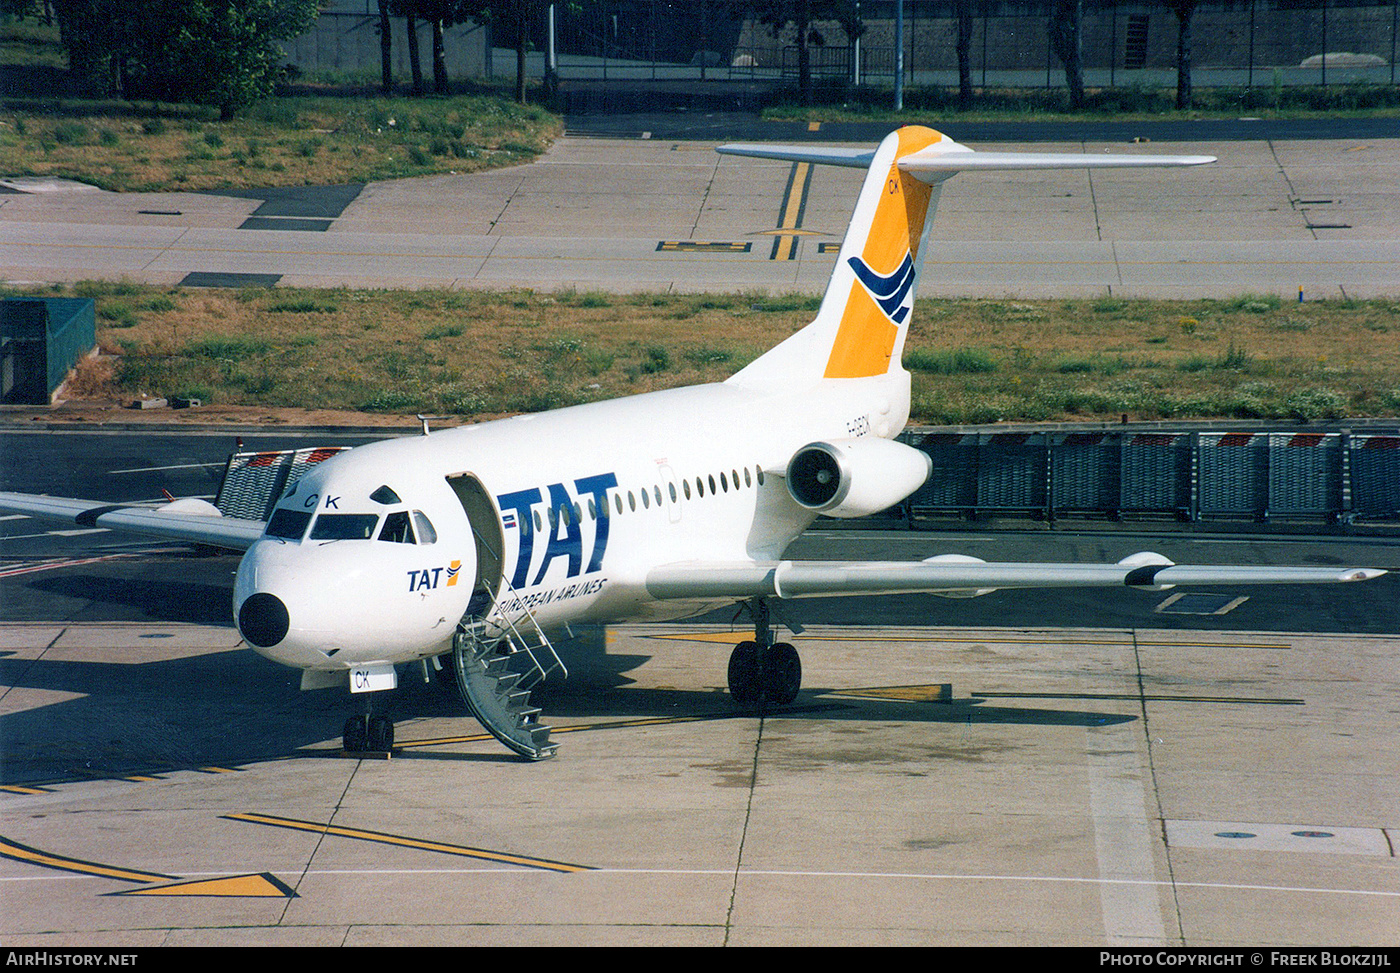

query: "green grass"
left=12, top=282, right=1400, bottom=426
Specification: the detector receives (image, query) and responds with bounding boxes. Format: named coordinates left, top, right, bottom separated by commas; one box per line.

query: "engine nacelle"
left=784, top=438, right=932, bottom=518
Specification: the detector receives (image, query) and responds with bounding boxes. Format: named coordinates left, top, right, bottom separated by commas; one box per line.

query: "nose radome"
left=239, top=592, right=290, bottom=648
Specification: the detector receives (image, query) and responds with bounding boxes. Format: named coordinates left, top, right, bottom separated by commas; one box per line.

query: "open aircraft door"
left=447, top=473, right=504, bottom=620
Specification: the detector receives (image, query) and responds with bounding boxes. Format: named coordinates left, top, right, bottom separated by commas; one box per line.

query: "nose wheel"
left=727, top=599, right=802, bottom=706
left=343, top=714, right=395, bottom=753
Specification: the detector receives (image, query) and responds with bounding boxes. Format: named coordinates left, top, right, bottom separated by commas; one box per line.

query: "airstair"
left=451, top=578, right=566, bottom=761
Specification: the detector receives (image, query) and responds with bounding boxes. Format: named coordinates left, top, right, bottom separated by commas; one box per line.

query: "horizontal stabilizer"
left=719, top=135, right=1215, bottom=182
left=716, top=144, right=875, bottom=168
left=898, top=149, right=1217, bottom=173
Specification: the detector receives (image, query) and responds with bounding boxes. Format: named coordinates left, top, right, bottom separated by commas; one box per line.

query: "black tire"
left=343, top=715, right=368, bottom=752
left=368, top=715, right=395, bottom=752
left=727, top=640, right=761, bottom=704
left=762, top=642, right=802, bottom=705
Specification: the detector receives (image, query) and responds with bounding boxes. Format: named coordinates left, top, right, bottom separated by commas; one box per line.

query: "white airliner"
left=2, top=126, right=1385, bottom=758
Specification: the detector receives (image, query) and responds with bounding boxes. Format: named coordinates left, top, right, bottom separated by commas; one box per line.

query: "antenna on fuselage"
left=417, top=414, right=451, bottom=436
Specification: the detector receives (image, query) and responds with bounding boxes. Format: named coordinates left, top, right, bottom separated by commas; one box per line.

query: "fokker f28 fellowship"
left=2, top=126, right=1385, bottom=759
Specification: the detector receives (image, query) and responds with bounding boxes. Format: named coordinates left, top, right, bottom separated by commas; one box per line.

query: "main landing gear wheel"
left=761, top=643, right=801, bottom=705
left=342, top=714, right=395, bottom=753
left=728, top=641, right=761, bottom=704
left=726, top=640, right=802, bottom=706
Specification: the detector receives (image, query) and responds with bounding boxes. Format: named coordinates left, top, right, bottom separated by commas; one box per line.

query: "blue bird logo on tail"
left=848, top=253, right=916, bottom=324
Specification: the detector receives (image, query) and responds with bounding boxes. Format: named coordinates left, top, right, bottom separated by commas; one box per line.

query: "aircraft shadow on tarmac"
left=29, top=572, right=235, bottom=627
left=0, top=623, right=1142, bottom=784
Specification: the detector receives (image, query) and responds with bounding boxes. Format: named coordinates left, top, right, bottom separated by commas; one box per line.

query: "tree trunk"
left=1049, top=0, right=1084, bottom=110
left=796, top=0, right=812, bottom=107
left=515, top=3, right=528, bottom=104
left=405, top=13, right=424, bottom=95
left=378, top=0, right=393, bottom=94
left=956, top=0, right=973, bottom=110
left=1175, top=2, right=1198, bottom=110
left=432, top=18, right=448, bottom=94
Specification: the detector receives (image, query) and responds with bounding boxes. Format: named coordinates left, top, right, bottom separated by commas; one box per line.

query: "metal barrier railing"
left=900, top=427, right=1400, bottom=527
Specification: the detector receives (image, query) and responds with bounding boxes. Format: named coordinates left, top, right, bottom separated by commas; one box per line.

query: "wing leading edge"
left=645, top=555, right=1386, bottom=601
left=0, top=491, right=264, bottom=551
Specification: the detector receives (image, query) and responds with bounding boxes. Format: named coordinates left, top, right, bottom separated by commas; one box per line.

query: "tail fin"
left=720, top=127, right=1214, bottom=389
left=726, top=126, right=949, bottom=387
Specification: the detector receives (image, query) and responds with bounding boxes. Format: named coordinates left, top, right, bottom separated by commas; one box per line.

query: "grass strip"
left=10, top=282, right=1398, bottom=425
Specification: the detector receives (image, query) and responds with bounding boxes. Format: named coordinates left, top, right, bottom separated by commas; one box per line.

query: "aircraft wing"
left=645, top=554, right=1386, bottom=601
left=0, top=491, right=265, bottom=551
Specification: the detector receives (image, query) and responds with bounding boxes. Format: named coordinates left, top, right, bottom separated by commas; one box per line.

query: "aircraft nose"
left=238, top=592, right=290, bottom=648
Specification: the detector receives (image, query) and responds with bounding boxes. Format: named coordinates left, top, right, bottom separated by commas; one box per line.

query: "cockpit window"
left=266, top=508, right=312, bottom=540
left=309, top=513, right=379, bottom=540
left=370, top=485, right=401, bottom=505
left=412, top=511, right=437, bottom=545
left=379, top=510, right=414, bottom=544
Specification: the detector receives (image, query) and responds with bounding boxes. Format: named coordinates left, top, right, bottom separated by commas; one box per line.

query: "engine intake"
left=784, top=438, right=932, bottom=518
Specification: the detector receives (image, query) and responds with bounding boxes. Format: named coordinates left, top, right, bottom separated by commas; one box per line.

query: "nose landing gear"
left=342, top=713, right=395, bottom=754
left=726, top=598, right=802, bottom=706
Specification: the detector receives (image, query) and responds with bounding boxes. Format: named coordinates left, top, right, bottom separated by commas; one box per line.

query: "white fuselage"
left=233, top=371, right=909, bottom=673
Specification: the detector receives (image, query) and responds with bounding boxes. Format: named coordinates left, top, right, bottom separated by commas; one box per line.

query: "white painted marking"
left=0, top=514, right=28, bottom=521
left=6, top=867, right=1399, bottom=901
left=1087, top=721, right=1167, bottom=945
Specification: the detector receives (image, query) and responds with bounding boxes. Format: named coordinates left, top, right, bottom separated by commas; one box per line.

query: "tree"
left=457, top=0, right=547, bottom=104
left=1167, top=0, right=1202, bottom=110
left=748, top=0, right=862, bottom=107
left=1048, top=0, right=1084, bottom=110
left=48, top=0, right=319, bottom=118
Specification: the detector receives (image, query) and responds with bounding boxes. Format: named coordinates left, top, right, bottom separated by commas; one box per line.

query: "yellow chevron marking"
left=115, top=873, right=296, bottom=898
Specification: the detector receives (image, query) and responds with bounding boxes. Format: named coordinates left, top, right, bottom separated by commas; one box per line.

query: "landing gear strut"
left=727, top=598, right=802, bottom=706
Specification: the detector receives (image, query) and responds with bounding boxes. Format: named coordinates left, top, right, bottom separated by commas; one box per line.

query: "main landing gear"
left=726, top=598, right=802, bottom=706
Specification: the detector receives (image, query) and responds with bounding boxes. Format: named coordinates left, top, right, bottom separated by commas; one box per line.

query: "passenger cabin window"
left=379, top=510, right=414, bottom=544
left=309, top=513, right=379, bottom=541
left=413, top=511, right=437, bottom=544
left=266, top=508, right=312, bottom=540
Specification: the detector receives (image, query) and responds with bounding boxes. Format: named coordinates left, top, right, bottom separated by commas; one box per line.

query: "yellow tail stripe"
left=824, top=126, right=943, bottom=379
